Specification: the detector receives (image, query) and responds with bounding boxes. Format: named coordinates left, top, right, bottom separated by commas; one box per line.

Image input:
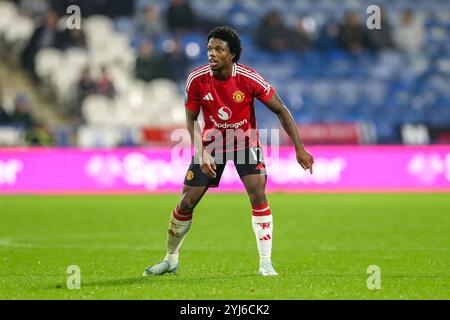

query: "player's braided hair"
left=207, top=26, right=242, bottom=63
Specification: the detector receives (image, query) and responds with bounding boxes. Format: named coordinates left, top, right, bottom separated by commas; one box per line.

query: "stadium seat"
left=122, top=79, right=146, bottom=111
left=35, top=48, right=64, bottom=82
left=84, top=15, right=115, bottom=51
left=114, top=99, right=142, bottom=126
left=0, top=126, right=24, bottom=146
left=84, top=15, right=114, bottom=36
left=50, top=64, right=80, bottom=105
left=141, top=79, right=185, bottom=126
left=108, top=66, right=132, bottom=95
left=82, top=95, right=117, bottom=126
left=147, top=78, right=180, bottom=99
left=77, top=125, right=123, bottom=148
left=114, top=17, right=136, bottom=37
left=0, top=1, right=18, bottom=37
left=5, top=0, right=450, bottom=146
left=64, top=48, right=89, bottom=73
left=4, top=15, right=34, bottom=47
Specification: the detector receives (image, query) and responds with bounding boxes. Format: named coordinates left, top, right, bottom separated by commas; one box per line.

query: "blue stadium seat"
left=119, top=0, right=450, bottom=144
left=115, top=17, right=136, bottom=37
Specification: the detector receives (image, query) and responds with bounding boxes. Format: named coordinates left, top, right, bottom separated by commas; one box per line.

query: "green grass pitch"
left=0, top=193, right=449, bottom=299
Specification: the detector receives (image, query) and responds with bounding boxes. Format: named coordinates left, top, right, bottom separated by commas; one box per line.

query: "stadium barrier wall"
left=0, top=146, right=449, bottom=194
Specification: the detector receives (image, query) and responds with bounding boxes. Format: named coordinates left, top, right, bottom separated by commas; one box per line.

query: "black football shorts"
left=184, top=147, right=266, bottom=187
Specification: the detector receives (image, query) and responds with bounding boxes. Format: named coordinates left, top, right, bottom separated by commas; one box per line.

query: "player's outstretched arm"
left=264, top=93, right=314, bottom=174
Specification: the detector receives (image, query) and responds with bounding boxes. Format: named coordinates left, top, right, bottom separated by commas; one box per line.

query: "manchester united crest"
left=232, top=90, right=245, bottom=103
left=186, top=170, right=194, bottom=181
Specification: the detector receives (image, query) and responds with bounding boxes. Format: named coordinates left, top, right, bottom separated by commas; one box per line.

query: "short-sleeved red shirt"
left=185, top=63, right=275, bottom=152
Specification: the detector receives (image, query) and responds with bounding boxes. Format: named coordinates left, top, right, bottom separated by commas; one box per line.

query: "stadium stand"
left=0, top=0, right=449, bottom=147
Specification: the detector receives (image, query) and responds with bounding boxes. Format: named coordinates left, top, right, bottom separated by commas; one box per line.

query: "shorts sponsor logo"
left=232, top=90, right=245, bottom=103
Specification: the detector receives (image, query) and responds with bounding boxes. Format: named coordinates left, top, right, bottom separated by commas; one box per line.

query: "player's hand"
left=200, top=149, right=217, bottom=179
left=296, top=147, right=314, bottom=175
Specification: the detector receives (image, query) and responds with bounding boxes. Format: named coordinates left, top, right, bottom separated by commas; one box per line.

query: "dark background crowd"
left=13, top=0, right=427, bottom=82
left=0, top=0, right=447, bottom=147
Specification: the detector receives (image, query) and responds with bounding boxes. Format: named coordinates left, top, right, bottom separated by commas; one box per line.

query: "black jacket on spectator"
left=289, top=23, right=312, bottom=53
left=135, top=55, right=166, bottom=82
left=255, top=10, right=290, bottom=52
left=10, top=110, right=35, bottom=129
left=0, top=103, right=11, bottom=125
left=57, top=28, right=87, bottom=50
left=22, top=25, right=58, bottom=74
left=338, top=15, right=369, bottom=53
left=166, top=0, right=196, bottom=33
left=163, top=50, right=189, bottom=82
left=50, top=0, right=132, bottom=17
left=367, top=20, right=394, bottom=51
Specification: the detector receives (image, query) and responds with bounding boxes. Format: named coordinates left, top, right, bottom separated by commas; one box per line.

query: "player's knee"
left=248, top=190, right=267, bottom=206
left=178, top=199, right=196, bottom=213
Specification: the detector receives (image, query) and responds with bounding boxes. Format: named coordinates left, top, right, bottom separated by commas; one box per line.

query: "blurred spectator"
left=47, top=0, right=70, bottom=15
left=289, top=19, right=313, bottom=53
left=393, top=10, right=425, bottom=54
left=104, top=0, right=135, bottom=18
left=25, top=122, right=54, bottom=146
left=197, top=15, right=227, bottom=34
left=135, top=41, right=166, bottom=82
left=76, top=66, right=97, bottom=113
left=49, top=0, right=106, bottom=17
left=255, top=9, right=290, bottom=52
left=166, top=0, right=196, bottom=34
left=19, top=0, right=49, bottom=20
left=21, top=11, right=60, bottom=76
left=163, top=37, right=189, bottom=81
left=0, top=104, right=10, bottom=125
left=317, top=22, right=340, bottom=51
left=78, top=66, right=97, bottom=98
left=367, top=7, right=394, bottom=51
left=338, top=11, right=368, bottom=54
left=0, top=85, right=11, bottom=125
left=96, top=66, right=116, bottom=99
left=57, top=28, right=87, bottom=50
left=136, top=5, right=166, bottom=39
left=10, top=94, right=35, bottom=129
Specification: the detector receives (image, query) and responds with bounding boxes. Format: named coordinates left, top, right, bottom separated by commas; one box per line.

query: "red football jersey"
left=185, top=63, right=276, bottom=152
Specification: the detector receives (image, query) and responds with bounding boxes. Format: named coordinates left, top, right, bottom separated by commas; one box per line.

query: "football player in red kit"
left=144, top=26, right=314, bottom=276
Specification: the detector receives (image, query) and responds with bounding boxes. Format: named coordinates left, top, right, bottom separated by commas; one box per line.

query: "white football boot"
left=143, top=260, right=178, bottom=276
left=258, top=261, right=278, bottom=276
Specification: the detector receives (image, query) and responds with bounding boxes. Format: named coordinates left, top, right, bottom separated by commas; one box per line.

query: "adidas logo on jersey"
left=203, top=93, right=214, bottom=101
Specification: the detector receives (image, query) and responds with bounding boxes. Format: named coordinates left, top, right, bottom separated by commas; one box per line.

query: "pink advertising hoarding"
left=0, top=146, right=449, bottom=194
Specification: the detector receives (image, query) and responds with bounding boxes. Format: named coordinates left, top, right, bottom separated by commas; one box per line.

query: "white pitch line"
left=0, top=238, right=157, bottom=251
